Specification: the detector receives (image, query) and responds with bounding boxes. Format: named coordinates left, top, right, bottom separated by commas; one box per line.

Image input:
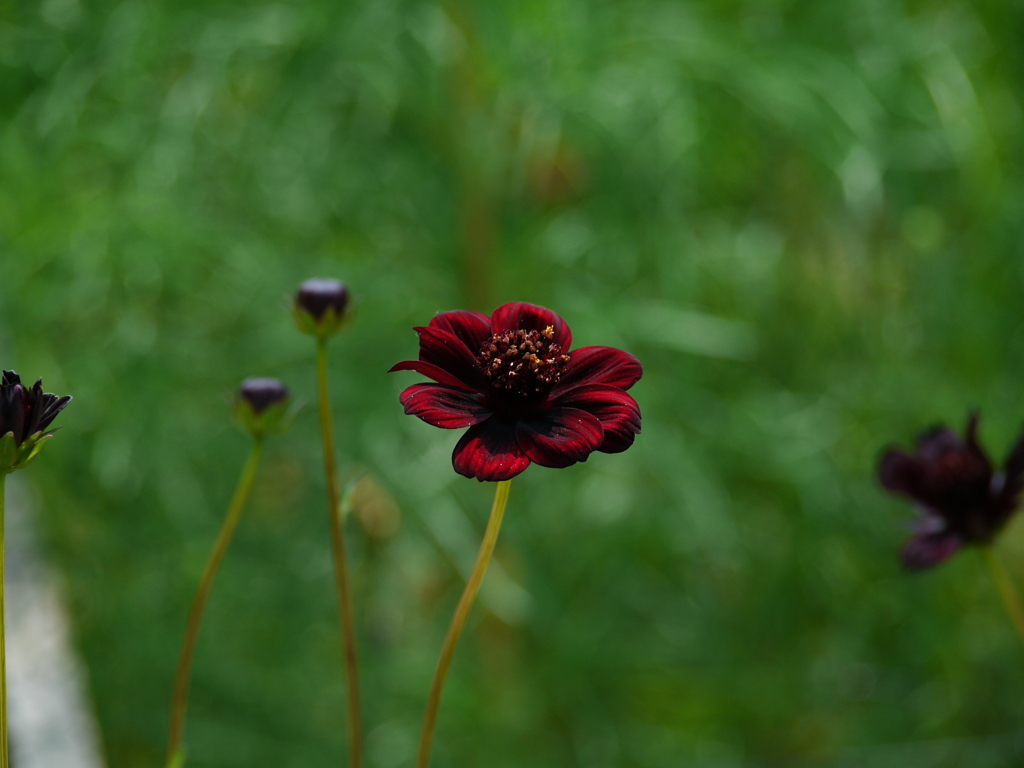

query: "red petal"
left=878, top=450, right=924, bottom=498
left=453, top=420, right=532, bottom=481
left=8, top=384, right=26, bottom=443
left=24, top=379, right=44, bottom=436
left=552, top=346, right=643, bottom=395
left=36, top=394, right=71, bottom=433
left=490, top=302, right=572, bottom=350
left=915, top=426, right=965, bottom=463
left=400, top=384, right=492, bottom=429
left=553, top=385, right=641, bottom=453
left=415, top=325, right=483, bottom=389
left=429, top=310, right=493, bottom=352
left=516, top=407, right=603, bottom=468
left=901, top=530, right=962, bottom=570
left=388, top=360, right=474, bottom=391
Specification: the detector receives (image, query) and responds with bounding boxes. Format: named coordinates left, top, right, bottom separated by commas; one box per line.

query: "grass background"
left=3, top=0, right=1024, bottom=765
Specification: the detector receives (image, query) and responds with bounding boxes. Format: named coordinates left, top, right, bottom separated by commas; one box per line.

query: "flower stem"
left=982, top=547, right=1024, bottom=648
left=416, top=479, right=512, bottom=768
left=316, top=337, right=364, bottom=768
left=166, top=437, right=264, bottom=767
left=0, top=472, right=8, bottom=768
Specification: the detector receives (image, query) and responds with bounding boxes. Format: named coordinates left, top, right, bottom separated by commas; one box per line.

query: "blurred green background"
left=4, top=0, right=1024, bottom=765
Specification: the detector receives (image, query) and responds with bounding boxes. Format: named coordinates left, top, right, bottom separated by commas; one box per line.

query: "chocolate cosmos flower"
left=0, top=370, right=71, bottom=474
left=879, top=414, right=1024, bottom=570
left=390, top=302, right=642, bottom=481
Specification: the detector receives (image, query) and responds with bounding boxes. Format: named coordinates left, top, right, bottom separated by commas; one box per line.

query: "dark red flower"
left=390, top=303, right=642, bottom=481
left=0, top=370, right=71, bottom=474
left=879, top=413, right=1024, bottom=570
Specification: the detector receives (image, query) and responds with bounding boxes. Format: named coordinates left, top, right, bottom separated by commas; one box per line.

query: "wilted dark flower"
left=390, top=302, right=642, bottom=481
left=293, top=278, right=350, bottom=337
left=233, top=378, right=294, bottom=437
left=0, top=370, right=71, bottom=475
left=879, top=413, right=1024, bottom=570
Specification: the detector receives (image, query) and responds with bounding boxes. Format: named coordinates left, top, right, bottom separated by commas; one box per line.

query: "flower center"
left=477, top=326, right=570, bottom=398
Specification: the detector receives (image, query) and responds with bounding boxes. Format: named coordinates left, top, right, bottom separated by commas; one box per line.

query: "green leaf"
left=15, top=433, right=52, bottom=472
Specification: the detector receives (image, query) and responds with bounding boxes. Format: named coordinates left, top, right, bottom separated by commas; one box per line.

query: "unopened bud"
left=293, top=278, right=350, bottom=338
left=233, top=378, right=294, bottom=437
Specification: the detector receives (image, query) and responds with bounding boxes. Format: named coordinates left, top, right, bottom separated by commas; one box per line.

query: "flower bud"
left=233, top=378, right=294, bottom=437
left=0, top=370, right=71, bottom=475
left=292, top=278, right=350, bottom=338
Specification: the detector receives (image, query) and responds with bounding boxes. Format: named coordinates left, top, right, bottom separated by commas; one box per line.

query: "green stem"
left=166, top=437, right=264, bottom=767
left=316, top=337, right=364, bottom=768
left=982, top=547, right=1024, bottom=648
left=0, top=472, right=8, bottom=768
left=416, top=479, right=512, bottom=768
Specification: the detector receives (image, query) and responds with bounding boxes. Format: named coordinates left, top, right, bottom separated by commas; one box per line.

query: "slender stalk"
left=166, top=438, right=264, bottom=767
left=416, top=479, right=512, bottom=768
left=0, top=472, right=8, bottom=768
left=982, top=547, right=1024, bottom=648
left=316, top=337, right=363, bottom=768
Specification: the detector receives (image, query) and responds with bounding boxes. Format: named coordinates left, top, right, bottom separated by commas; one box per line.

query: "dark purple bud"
left=233, top=378, right=294, bottom=438
left=0, top=369, right=71, bottom=474
left=296, top=279, right=349, bottom=321
left=239, top=378, right=290, bottom=414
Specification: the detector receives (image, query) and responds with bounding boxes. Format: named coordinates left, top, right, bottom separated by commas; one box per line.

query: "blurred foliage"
left=3, top=0, right=1024, bottom=766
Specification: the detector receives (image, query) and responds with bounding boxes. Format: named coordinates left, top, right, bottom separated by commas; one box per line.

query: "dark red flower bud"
left=240, top=378, right=290, bottom=414
left=293, top=278, right=350, bottom=337
left=232, top=378, right=294, bottom=437
left=0, top=369, right=71, bottom=474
